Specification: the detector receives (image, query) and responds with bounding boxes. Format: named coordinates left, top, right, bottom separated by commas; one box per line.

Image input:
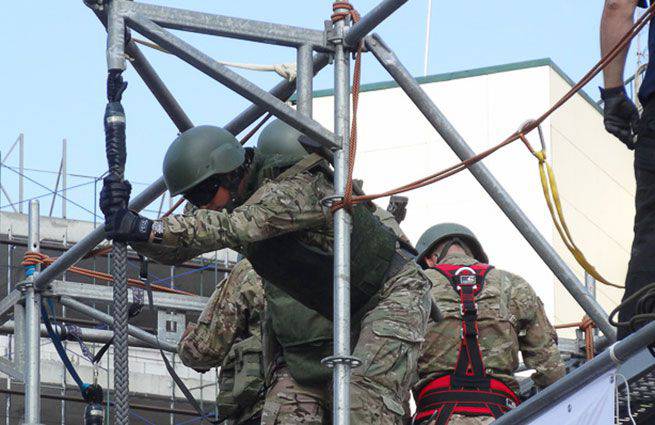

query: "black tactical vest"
left=243, top=153, right=400, bottom=319
left=265, top=283, right=336, bottom=385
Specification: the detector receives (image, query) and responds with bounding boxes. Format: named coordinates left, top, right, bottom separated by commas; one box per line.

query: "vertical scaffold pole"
left=61, top=139, right=67, bottom=219
left=297, top=44, right=314, bottom=117
left=23, top=199, right=41, bottom=424
left=332, top=6, right=352, bottom=425
left=18, top=134, right=24, bottom=214
left=105, top=1, right=129, bottom=423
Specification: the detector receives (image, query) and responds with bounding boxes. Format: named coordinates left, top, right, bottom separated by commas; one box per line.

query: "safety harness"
left=415, top=263, right=520, bottom=425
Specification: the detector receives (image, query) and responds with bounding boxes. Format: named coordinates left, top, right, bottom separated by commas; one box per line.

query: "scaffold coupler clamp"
left=83, top=0, right=104, bottom=12
left=17, top=265, right=40, bottom=293
left=321, top=354, right=362, bottom=369
left=321, top=194, right=344, bottom=208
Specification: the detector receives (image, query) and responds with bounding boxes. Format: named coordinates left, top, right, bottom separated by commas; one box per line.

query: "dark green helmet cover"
left=163, top=125, right=245, bottom=196
left=415, top=223, right=488, bottom=264
left=257, top=119, right=308, bottom=157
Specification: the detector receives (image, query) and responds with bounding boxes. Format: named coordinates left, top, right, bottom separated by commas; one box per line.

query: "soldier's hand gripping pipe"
left=100, top=176, right=153, bottom=243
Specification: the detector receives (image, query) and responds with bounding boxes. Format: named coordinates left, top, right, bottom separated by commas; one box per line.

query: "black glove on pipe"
left=99, top=175, right=132, bottom=218
left=105, top=208, right=153, bottom=243
left=600, top=86, right=639, bottom=150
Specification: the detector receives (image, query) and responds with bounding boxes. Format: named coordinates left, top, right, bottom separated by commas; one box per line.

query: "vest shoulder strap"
left=274, top=153, right=325, bottom=182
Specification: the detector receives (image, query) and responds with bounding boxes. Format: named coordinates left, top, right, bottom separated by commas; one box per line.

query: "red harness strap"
left=415, top=263, right=520, bottom=425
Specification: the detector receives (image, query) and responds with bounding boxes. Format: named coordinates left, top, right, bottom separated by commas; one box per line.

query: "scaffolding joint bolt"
left=325, top=20, right=344, bottom=45
left=321, top=355, right=361, bottom=369
left=321, top=194, right=343, bottom=208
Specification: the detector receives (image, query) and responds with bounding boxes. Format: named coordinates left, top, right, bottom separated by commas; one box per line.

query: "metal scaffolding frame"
left=0, top=0, right=628, bottom=423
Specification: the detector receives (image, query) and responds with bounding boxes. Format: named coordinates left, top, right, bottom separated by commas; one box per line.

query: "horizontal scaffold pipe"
left=59, top=296, right=178, bottom=353
left=122, top=1, right=333, bottom=52
left=0, top=320, right=154, bottom=349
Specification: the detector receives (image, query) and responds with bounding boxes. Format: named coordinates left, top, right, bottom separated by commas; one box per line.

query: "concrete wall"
left=312, top=64, right=557, bottom=316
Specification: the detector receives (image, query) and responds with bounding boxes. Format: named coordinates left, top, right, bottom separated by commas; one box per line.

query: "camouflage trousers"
left=262, top=261, right=430, bottom=425
left=350, top=261, right=431, bottom=424
left=261, top=366, right=329, bottom=425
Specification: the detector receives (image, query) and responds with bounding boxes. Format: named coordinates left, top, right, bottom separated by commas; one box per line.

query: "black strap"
left=488, top=403, right=505, bottom=419
left=432, top=264, right=491, bottom=385
left=434, top=403, right=455, bottom=425
left=418, top=388, right=513, bottom=410
left=92, top=287, right=145, bottom=364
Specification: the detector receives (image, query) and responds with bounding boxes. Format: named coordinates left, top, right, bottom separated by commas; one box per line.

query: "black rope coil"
left=610, top=282, right=655, bottom=356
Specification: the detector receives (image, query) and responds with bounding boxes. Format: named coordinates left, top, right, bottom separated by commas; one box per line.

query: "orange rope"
left=330, top=1, right=363, bottom=212
left=332, top=2, right=655, bottom=209
left=555, top=315, right=596, bottom=360
left=22, top=251, right=193, bottom=296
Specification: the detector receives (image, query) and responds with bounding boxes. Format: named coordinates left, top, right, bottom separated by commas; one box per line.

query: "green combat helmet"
left=257, top=119, right=308, bottom=157
left=416, top=223, right=489, bottom=264
left=162, top=125, right=245, bottom=196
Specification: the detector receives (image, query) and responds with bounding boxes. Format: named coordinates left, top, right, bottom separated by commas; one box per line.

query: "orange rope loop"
left=21, top=251, right=193, bottom=296
left=331, top=2, right=360, bottom=24
left=329, top=1, right=364, bottom=213
left=555, top=315, right=596, bottom=360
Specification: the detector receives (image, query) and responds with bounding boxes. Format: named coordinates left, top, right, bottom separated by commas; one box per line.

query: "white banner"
left=524, top=369, right=617, bottom=425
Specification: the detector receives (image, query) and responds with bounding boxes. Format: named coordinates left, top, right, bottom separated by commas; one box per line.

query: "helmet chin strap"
left=220, top=149, right=254, bottom=212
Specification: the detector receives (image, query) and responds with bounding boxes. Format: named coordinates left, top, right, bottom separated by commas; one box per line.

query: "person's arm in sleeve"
left=178, top=260, right=264, bottom=371
left=132, top=202, right=205, bottom=265
left=156, top=172, right=329, bottom=253
left=512, top=279, right=566, bottom=388
left=600, top=0, right=641, bottom=148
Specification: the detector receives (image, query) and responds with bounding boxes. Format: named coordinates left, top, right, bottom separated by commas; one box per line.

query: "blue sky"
left=0, top=1, right=646, bottom=220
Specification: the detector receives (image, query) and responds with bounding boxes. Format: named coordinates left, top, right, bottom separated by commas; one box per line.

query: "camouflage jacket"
left=178, top=258, right=265, bottom=424
left=178, top=259, right=264, bottom=369
left=143, top=153, right=335, bottom=261
left=415, top=253, right=565, bottom=395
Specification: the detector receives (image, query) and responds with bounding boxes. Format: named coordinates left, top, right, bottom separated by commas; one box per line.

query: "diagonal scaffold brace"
left=364, top=33, right=616, bottom=341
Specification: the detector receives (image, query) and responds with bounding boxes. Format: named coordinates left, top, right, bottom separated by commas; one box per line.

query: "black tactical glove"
left=600, top=86, right=639, bottom=150
left=100, top=175, right=132, bottom=218
left=105, top=208, right=153, bottom=243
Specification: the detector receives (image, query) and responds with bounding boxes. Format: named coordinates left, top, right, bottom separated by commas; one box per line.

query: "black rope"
left=609, top=282, right=655, bottom=356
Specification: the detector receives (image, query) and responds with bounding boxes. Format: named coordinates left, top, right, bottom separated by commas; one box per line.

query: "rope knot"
left=331, top=2, right=360, bottom=24
left=21, top=251, right=48, bottom=267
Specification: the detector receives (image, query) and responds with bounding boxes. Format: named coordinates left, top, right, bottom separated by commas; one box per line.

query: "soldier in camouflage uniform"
left=100, top=122, right=431, bottom=424
left=412, top=223, right=565, bottom=425
left=177, top=258, right=264, bottom=425
left=137, top=206, right=266, bottom=425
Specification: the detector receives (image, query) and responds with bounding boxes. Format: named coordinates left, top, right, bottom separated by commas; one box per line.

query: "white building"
left=310, top=58, right=634, bottom=330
